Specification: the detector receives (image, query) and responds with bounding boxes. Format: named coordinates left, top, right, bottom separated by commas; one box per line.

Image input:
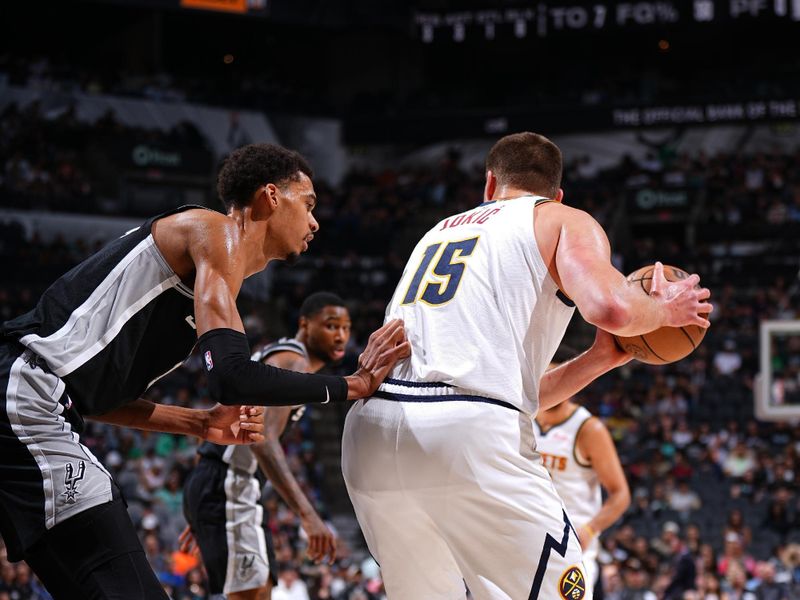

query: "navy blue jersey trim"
left=555, top=289, right=575, bottom=307
left=383, top=377, right=454, bottom=389
left=528, top=510, right=576, bottom=599
left=373, top=390, right=519, bottom=412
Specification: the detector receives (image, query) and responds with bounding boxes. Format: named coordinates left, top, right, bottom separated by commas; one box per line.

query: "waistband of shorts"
left=376, top=378, right=520, bottom=412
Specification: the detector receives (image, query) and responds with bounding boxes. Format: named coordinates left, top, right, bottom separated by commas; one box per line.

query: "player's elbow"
left=582, top=297, right=631, bottom=333
left=617, top=484, right=632, bottom=512
left=206, top=368, right=245, bottom=406
left=607, top=479, right=632, bottom=515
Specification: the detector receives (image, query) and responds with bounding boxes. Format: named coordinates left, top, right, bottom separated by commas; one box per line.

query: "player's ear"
left=484, top=170, right=497, bottom=201
left=263, top=183, right=280, bottom=209
left=554, top=188, right=564, bottom=203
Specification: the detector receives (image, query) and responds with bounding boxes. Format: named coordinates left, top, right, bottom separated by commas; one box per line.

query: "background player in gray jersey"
left=181, top=291, right=351, bottom=600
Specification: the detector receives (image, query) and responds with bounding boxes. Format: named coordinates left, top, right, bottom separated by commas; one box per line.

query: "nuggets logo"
left=558, top=566, right=586, bottom=600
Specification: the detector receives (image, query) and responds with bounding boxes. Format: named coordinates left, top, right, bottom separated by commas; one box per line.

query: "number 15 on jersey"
left=401, top=237, right=479, bottom=306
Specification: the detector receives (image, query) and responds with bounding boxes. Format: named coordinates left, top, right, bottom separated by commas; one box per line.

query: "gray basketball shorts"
left=0, top=342, right=115, bottom=561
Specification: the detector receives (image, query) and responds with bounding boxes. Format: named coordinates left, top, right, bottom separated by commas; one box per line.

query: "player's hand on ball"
left=649, top=261, right=713, bottom=328
left=204, top=404, right=265, bottom=444
left=346, top=319, right=411, bottom=400
left=592, top=328, right=633, bottom=369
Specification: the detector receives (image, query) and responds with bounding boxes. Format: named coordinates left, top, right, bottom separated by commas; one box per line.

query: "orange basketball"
left=613, top=264, right=707, bottom=365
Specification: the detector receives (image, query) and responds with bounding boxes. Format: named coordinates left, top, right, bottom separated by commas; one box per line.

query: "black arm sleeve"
left=197, top=328, right=348, bottom=406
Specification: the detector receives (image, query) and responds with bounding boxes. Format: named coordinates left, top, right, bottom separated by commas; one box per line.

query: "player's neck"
left=488, top=185, right=547, bottom=203
left=227, top=206, right=273, bottom=276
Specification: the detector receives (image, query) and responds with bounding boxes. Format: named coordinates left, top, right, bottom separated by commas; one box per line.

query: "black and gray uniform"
left=0, top=206, right=205, bottom=597
left=183, top=338, right=307, bottom=598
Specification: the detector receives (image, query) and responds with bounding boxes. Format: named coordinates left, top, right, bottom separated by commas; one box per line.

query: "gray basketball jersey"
left=1, top=206, right=207, bottom=416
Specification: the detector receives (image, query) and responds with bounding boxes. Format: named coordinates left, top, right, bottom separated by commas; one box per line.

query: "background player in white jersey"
left=342, top=132, right=712, bottom=600
left=181, top=291, right=351, bottom=600
left=535, top=343, right=632, bottom=598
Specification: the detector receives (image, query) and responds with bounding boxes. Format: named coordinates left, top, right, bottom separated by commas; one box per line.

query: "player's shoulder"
left=179, top=207, right=233, bottom=232
left=262, top=337, right=308, bottom=358
left=256, top=338, right=310, bottom=370
left=537, top=201, right=595, bottom=224
left=577, top=413, right=612, bottom=442
left=171, top=209, right=242, bottom=260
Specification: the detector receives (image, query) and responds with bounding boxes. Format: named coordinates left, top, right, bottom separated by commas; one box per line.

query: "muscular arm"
left=186, top=217, right=408, bottom=405
left=543, top=205, right=711, bottom=335
left=90, top=400, right=264, bottom=444
left=249, top=350, right=337, bottom=562
left=539, top=329, right=631, bottom=411
left=578, top=418, right=631, bottom=537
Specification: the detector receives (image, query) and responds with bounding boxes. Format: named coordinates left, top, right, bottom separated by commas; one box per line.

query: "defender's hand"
left=346, top=319, right=411, bottom=400
left=205, top=404, right=265, bottom=444
left=178, top=525, right=200, bottom=557
left=649, top=262, right=713, bottom=329
left=301, top=513, right=337, bottom=564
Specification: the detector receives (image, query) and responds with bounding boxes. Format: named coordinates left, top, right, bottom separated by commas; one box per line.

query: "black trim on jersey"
left=383, top=377, right=454, bottom=389
left=372, top=390, right=519, bottom=413
left=555, top=289, right=575, bottom=308
left=572, top=416, right=595, bottom=469
left=69, top=288, right=196, bottom=415
left=1, top=205, right=206, bottom=341
left=199, top=328, right=346, bottom=406
left=1, top=204, right=212, bottom=417
left=528, top=510, right=575, bottom=600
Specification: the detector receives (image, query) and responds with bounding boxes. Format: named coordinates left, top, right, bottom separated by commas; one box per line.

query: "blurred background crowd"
left=2, top=0, right=800, bottom=598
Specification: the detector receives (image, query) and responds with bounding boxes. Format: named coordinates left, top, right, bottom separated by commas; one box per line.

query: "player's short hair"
left=486, top=132, right=562, bottom=198
left=216, top=143, right=313, bottom=211
left=299, top=292, right=347, bottom=319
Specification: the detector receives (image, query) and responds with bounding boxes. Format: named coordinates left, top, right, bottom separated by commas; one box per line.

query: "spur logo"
left=62, top=461, right=86, bottom=504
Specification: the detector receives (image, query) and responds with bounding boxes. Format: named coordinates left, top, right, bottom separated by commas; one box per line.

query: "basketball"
left=613, top=264, right=707, bottom=365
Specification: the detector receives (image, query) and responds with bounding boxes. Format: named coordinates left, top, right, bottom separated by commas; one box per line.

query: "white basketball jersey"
left=533, top=406, right=602, bottom=527
left=383, top=196, right=575, bottom=415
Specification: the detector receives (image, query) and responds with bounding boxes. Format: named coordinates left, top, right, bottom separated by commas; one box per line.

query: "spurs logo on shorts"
left=558, top=565, right=586, bottom=600
left=239, top=554, right=255, bottom=578
left=62, top=461, right=86, bottom=504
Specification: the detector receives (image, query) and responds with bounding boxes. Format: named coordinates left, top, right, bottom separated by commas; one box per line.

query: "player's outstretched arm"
left=538, top=329, right=631, bottom=412
left=188, top=222, right=410, bottom=406
left=552, top=206, right=712, bottom=336
left=250, top=351, right=337, bottom=563
left=89, top=400, right=265, bottom=444
left=574, top=417, right=631, bottom=550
